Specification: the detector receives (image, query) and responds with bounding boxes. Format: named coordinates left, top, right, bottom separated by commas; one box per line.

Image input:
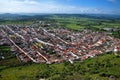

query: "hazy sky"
left=0, top=0, right=120, bottom=14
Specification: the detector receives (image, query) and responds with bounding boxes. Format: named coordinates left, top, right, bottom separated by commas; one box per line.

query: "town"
left=0, top=22, right=120, bottom=64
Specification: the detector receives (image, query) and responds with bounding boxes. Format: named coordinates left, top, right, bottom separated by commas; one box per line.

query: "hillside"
left=0, top=14, right=120, bottom=80
left=0, top=47, right=120, bottom=80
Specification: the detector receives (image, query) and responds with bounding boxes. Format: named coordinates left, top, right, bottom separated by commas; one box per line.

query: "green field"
left=0, top=42, right=120, bottom=79
left=0, top=45, right=120, bottom=80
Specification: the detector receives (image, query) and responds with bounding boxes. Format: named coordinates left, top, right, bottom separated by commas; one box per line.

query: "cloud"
left=0, top=0, right=40, bottom=12
left=0, top=0, right=118, bottom=14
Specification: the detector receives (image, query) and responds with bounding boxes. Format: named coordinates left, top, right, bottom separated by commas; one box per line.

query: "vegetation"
left=0, top=14, right=120, bottom=80
left=0, top=52, right=120, bottom=80
left=1, top=14, right=119, bottom=37
left=0, top=45, right=19, bottom=67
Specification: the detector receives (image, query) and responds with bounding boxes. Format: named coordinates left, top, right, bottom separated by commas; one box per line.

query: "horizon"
left=0, top=0, right=120, bottom=15
left=0, top=13, right=120, bottom=16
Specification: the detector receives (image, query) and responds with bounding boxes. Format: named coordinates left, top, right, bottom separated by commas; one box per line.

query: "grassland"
left=0, top=51, right=120, bottom=80
left=0, top=45, right=120, bottom=80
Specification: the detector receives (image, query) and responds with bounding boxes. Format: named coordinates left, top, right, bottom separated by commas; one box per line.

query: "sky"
left=0, top=0, right=120, bottom=14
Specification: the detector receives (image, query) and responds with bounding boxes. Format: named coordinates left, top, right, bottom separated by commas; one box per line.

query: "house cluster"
left=0, top=24, right=120, bottom=64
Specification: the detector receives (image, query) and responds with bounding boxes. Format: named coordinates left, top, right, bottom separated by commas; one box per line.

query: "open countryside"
left=0, top=0, right=120, bottom=80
